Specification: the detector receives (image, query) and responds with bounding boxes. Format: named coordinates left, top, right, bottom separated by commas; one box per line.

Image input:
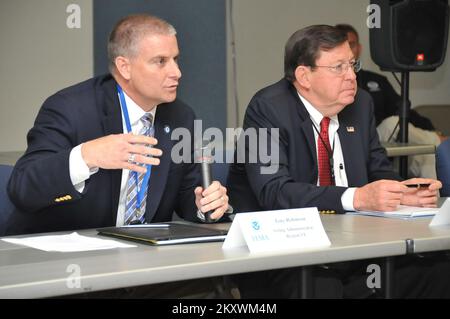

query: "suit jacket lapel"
left=144, top=107, right=171, bottom=222
left=288, top=82, right=317, bottom=166
left=338, top=107, right=361, bottom=186
left=99, top=76, right=123, bottom=224
left=299, top=116, right=317, bottom=166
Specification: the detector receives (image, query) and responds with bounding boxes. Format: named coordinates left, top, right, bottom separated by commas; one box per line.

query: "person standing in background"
left=335, top=23, right=447, bottom=179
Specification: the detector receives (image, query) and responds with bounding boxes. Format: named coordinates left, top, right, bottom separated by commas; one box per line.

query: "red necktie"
left=318, top=117, right=333, bottom=186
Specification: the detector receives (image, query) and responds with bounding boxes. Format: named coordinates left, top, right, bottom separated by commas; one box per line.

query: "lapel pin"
left=164, top=125, right=170, bottom=134
left=346, top=126, right=355, bottom=133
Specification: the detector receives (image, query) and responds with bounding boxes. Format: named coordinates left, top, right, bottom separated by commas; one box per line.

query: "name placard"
left=222, top=207, right=331, bottom=253
left=429, top=198, right=450, bottom=226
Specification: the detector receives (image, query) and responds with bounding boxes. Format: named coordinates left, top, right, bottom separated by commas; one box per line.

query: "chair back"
left=436, top=139, right=450, bottom=197
left=0, top=165, right=15, bottom=236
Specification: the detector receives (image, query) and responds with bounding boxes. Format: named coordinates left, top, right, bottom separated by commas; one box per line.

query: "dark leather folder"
left=97, top=222, right=228, bottom=245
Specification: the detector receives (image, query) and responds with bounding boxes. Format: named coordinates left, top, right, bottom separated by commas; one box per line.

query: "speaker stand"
left=398, top=71, right=411, bottom=179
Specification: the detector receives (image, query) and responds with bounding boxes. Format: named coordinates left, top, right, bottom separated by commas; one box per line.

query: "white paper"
left=223, top=207, right=331, bottom=253
left=349, top=205, right=438, bottom=219
left=2, top=232, right=136, bottom=252
left=430, top=198, right=450, bottom=226
left=222, top=215, right=247, bottom=249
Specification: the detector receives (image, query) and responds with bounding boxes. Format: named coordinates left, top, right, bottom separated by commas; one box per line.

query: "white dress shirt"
left=69, top=91, right=156, bottom=226
left=298, top=93, right=356, bottom=211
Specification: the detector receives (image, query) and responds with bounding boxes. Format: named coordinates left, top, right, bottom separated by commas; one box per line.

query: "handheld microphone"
left=201, top=160, right=212, bottom=191
left=197, top=139, right=214, bottom=223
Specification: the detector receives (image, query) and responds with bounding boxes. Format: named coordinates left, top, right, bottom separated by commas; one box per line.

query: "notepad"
left=97, top=222, right=228, bottom=245
left=348, top=205, right=439, bottom=219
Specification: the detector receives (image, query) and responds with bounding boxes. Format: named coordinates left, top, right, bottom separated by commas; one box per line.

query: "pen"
left=405, top=183, right=431, bottom=189
left=119, top=224, right=170, bottom=228
left=338, top=163, right=344, bottom=182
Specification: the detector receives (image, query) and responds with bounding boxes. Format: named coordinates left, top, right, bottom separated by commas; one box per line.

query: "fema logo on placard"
left=251, top=221, right=260, bottom=230
left=250, top=220, right=269, bottom=242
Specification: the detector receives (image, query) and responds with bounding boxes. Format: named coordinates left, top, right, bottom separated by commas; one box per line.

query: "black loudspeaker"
left=370, top=0, right=449, bottom=71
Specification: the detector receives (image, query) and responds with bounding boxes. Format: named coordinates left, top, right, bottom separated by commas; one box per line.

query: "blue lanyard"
left=117, top=84, right=153, bottom=212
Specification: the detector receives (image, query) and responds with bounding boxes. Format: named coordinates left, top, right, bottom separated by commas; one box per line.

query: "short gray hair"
left=107, top=14, right=177, bottom=73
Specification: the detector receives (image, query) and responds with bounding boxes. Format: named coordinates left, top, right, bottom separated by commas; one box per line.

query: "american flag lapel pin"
left=346, top=126, right=355, bottom=133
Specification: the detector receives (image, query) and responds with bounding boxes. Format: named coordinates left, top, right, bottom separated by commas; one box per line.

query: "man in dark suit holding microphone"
left=227, top=24, right=449, bottom=298
left=7, top=14, right=229, bottom=235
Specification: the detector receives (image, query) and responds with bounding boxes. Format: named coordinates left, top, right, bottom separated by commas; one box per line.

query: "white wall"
left=1, top=0, right=449, bottom=151
left=0, top=0, right=93, bottom=151
left=227, top=0, right=450, bottom=127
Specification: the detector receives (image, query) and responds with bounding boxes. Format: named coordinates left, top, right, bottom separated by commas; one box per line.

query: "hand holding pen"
left=401, top=178, right=442, bottom=208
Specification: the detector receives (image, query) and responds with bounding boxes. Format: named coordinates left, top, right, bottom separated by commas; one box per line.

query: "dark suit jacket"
left=227, top=78, right=401, bottom=214
left=7, top=74, right=201, bottom=235
left=357, top=69, right=435, bottom=130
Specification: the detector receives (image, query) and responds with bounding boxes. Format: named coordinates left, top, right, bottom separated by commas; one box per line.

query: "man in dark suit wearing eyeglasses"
left=227, top=24, right=449, bottom=298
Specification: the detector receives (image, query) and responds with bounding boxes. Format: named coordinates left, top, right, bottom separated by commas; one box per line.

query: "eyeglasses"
left=312, top=59, right=361, bottom=75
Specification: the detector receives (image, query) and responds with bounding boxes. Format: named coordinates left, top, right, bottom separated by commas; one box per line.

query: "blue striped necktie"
left=124, top=113, right=154, bottom=225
